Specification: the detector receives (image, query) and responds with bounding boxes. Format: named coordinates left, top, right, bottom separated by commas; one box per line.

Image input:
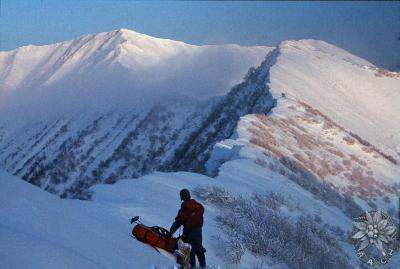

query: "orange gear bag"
left=132, top=224, right=177, bottom=253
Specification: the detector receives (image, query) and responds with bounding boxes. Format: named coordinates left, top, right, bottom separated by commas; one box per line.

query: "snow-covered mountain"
left=0, top=29, right=275, bottom=198
left=0, top=29, right=399, bottom=204
left=1, top=28, right=400, bottom=268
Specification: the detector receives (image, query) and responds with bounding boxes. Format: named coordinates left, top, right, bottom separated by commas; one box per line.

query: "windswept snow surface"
left=1, top=165, right=291, bottom=269
left=0, top=169, right=175, bottom=269
left=269, top=40, right=400, bottom=153
left=0, top=162, right=351, bottom=269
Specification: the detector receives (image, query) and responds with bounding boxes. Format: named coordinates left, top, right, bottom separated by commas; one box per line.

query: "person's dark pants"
left=184, top=227, right=206, bottom=267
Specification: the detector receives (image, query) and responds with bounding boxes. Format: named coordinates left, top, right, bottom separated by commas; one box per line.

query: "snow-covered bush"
left=211, top=235, right=245, bottom=265
left=193, top=185, right=234, bottom=208
left=252, top=192, right=287, bottom=211
left=197, top=187, right=355, bottom=269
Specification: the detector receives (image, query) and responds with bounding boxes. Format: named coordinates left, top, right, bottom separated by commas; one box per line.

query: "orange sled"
left=132, top=223, right=177, bottom=253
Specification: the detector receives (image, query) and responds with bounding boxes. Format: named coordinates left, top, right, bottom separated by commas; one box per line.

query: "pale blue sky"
left=1, top=1, right=399, bottom=70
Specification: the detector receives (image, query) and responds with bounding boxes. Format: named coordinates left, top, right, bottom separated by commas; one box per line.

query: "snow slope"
left=1, top=163, right=289, bottom=268
left=3, top=137, right=398, bottom=268
left=0, top=169, right=175, bottom=269
left=0, top=162, right=360, bottom=269
left=269, top=40, right=400, bottom=153
left=209, top=98, right=400, bottom=210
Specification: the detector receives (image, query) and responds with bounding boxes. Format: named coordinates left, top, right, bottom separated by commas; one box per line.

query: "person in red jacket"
left=170, top=189, right=206, bottom=268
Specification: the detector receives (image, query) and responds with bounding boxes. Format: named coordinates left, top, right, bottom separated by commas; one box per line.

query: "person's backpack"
left=184, top=200, right=204, bottom=228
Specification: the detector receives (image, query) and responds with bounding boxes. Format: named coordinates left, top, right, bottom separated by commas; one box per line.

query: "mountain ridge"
left=0, top=29, right=398, bottom=200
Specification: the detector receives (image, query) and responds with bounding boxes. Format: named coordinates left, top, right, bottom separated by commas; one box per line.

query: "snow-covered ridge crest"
left=280, top=39, right=375, bottom=68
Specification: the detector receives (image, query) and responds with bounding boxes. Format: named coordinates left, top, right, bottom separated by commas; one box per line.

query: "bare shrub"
left=277, top=156, right=363, bottom=218
left=322, top=121, right=334, bottom=130
left=343, top=136, right=355, bottom=145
